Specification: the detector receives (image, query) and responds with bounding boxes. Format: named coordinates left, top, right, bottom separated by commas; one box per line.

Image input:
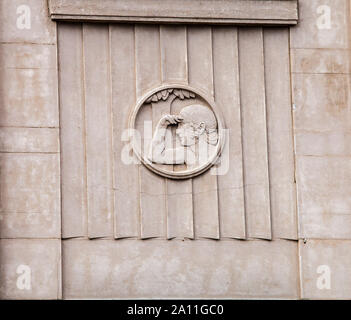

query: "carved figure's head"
left=177, top=104, right=218, bottom=147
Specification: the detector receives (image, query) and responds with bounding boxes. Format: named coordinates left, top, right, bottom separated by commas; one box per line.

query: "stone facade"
left=0, top=0, right=350, bottom=299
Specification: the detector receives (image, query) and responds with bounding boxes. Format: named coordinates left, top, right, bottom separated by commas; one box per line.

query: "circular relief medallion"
left=129, top=84, right=225, bottom=179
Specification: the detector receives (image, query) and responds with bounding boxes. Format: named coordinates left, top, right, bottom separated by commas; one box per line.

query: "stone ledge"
left=48, top=0, right=299, bottom=26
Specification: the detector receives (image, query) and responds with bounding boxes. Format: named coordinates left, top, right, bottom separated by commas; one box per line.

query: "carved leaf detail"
left=183, top=90, right=190, bottom=98
left=145, top=88, right=196, bottom=104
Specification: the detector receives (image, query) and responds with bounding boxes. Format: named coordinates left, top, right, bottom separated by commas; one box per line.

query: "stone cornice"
left=48, top=0, right=299, bottom=26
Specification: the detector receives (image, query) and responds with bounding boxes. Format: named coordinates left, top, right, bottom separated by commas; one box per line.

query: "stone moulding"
left=48, top=0, right=299, bottom=26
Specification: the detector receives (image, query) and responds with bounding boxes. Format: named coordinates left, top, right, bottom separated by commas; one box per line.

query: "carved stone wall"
left=58, top=23, right=297, bottom=242
left=0, top=0, right=351, bottom=299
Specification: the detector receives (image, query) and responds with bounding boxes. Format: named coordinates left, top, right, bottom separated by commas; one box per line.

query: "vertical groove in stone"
left=135, top=25, right=166, bottom=239
left=83, top=23, right=114, bottom=238
left=238, top=27, right=272, bottom=240
left=212, top=27, right=246, bottom=239
left=110, top=24, right=140, bottom=238
left=264, top=28, right=297, bottom=240
left=188, top=26, right=219, bottom=240
left=160, top=25, right=194, bottom=239
left=58, top=23, right=87, bottom=238
left=58, top=23, right=297, bottom=242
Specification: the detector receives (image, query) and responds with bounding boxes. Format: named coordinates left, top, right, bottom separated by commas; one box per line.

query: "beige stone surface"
left=110, top=24, right=139, bottom=239
left=0, top=43, right=56, bottom=69
left=264, top=28, right=297, bottom=240
left=58, top=24, right=87, bottom=239
left=291, top=48, right=351, bottom=74
left=291, top=0, right=351, bottom=244
left=0, top=239, right=61, bottom=299
left=63, top=239, right=299, bottom=299
left=0, top=154, right=60, bottom=238
left=160, top=25, right=188, bottom=83
left=135, top=25, right=166, bottom=239
left=296, top=131, right=351, bottom=157
left=159, top=25, right=193, bottom=239
left=83, top=24, right=114, bottom=239
left=290, top=0, right=349, bottom=49
left=292, top=73, right=350, bottom=132
left=212, top=27, right=245, bottom=239
left=139, top=166, right=166, bottom=239
left=0, top=127, right=59, bottom=153
left=0, top=0, right=60, bottom=242
left=300, top=240, right=351, bottom=299
left=238, top=28, right=271, bottom=240
left=0, top=0, right=56, bottom=44
left=54, top=21, right=299, bottom=241
left=2, top=0, right=351, bottom=300
left=0, top=67, right=59, bottom=127
left=296, top=156, right=351, bottom=239
left=0, top=2, right=58, bottom=127
left=188, top=26, right=219, bottom=240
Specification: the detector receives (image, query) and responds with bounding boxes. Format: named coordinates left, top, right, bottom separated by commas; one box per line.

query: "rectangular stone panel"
left=212, top=27, right=245, bottom=239
left=0, top=128, right=59, bottom=153
left=264, top=28, right=297, bottom=240
left=58, top=23, right=87, bottom=239
left=292, top=73, right=350, bottom=132
left=238, top=28, right=271, bottom=240
left=55, top=22, right=298, bottom=243
left=290, top=0, right=349, bottom=49
left=160, top=25, right=194, bottom=240
left=63, top=239, right=299, bottom=299
left=135, top=25, right=166, bottom=239
left=296, top=156, right=351, bottom=239
left=296, top=131, right=351, bottom=157
left=0, top=154, right=60, bottom=238
left=291, top=49, right=351, bottom=74
left=0, top=67, right=59, bottom=127
left=0, top=239, right=61, bottom=299
left=83, top=24, right=114, bottom=238
left=0, top=0, right=56, bottom=43
left=300, top=240, right=351, bottom=299
left=0, top=43, right=56, bottom=69
left=160, top=25, right=188, bottom=83
left=110, top=24, right=140, bottom=239
left=188, top=26, right=219, bottom=240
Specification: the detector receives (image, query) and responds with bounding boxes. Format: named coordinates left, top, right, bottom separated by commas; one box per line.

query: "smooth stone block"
left=300, top=240, right=351, bottom=299
left=297, top=156, right=351, bottom=239
left=0, top=154, right=60, bottom=238
left=0, top=43, right=56, bottom=69
left=63, top=239, right=299, bottom=299
left=291, top=48, right=351, bottom=74
left=290, top=0, right=349, bottom=49
left=0, top=68, right=59, bottom=127
left=293, top=73, right=350, bottom=132
left=296, top=131, right=351, bottom=157
left=0, top=239, right=61, bottom=299
left=0, top=0, right=56, bottom=44
left=0, top=127, right=59, bottom=153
